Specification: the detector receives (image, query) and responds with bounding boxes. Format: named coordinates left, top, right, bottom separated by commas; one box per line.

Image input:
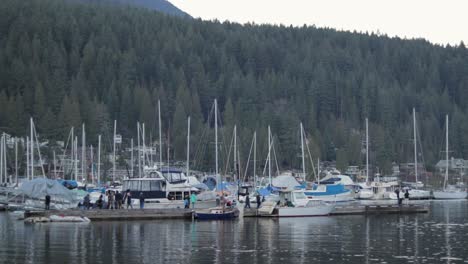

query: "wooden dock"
left=24, top=208, right=194, bottom=221
left=243, top=203, right=428, bottom=217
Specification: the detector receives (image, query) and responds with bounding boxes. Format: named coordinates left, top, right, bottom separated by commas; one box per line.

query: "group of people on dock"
left=71, top=189, right=145, bottom=210
left=394, top=188, right=410, bottom=205
left=183, top=193, right=197, bottom=209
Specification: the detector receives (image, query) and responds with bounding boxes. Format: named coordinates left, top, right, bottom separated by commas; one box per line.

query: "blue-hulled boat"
left=304, top=184, right=354, bottom=202
left=195, top=207, right=240, bottom=220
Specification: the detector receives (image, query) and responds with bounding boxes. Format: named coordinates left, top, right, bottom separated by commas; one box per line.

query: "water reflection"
left=1, top=201, right=468, bottom=264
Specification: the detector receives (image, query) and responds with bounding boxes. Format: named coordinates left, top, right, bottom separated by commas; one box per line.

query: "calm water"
left=1, top=201, right=467, bottom=264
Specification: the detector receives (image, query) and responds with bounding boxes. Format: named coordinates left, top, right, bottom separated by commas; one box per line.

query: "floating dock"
left=21, top=203, right=429, bottom=221
left=24, top=208, right=194, bottom=221
left=243, top=203, right=429, bottom=217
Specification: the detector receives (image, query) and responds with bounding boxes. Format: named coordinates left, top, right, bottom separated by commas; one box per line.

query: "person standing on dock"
left=256, top=193, right=261, bottom=208
left=190, top=192, right=197, bottom=209
left=108, top=191, right=115, bottom=210
left=395, top=189, right=402, bottom=205
left=184, top=194, right=190, bottom=209
left=115, top=191, right=123, bottom=209
left=45, top=194, right=51, bottom=210
left=245, top=192, right=251, bottom=209
left=83, top=194, right=91, bottom=210
left=124, top=190, right=133, bottom=209
left=139, top=192, right=145, bottom=209
left=404, top=189, right=410, bottom=204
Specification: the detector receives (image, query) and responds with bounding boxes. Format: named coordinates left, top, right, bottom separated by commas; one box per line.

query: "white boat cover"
left=19, top=178, right=75, bottom=201
left=272, top=175, right=301, bottom=191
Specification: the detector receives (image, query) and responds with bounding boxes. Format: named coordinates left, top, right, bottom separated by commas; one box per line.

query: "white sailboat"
left=358, top=118, right=399, bottom=200
left=399, top=108, right=431, bottom=200
left=433, top=115, right=467, bottom=200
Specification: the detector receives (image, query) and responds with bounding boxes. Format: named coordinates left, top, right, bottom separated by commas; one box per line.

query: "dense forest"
left=1, top=0, right=468, bottom=177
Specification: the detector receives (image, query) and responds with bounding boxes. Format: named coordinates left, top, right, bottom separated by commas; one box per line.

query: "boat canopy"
left=19, top=178, right=75, bottom=201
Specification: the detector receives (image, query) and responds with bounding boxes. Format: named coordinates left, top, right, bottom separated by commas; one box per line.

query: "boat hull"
left=195, top=208, right=240, bottom=220
left=433, top=191, right=467, bottom=200
left=306, top=191, right=355, bottom=202
left=277, top=204, right=335, bottom=217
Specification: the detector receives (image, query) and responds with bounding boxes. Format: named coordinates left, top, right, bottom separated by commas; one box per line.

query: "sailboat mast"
left=53, top=151, right=56, bottom=179
left=15, top=138, right=18, bottom=185
left=187, top=116, right=191, bottom=182
left=300, top=122, right=306, bottom=181
left=234, top=125, right=237, bottom=182
left=413, top=108, right=418, bottom=183
left=90, top=145, right=94, bottom=185
left=26, top=136, right=30, bottom=180
left=131, top=138, right=134, bottom=178
left=142, top=123, right=146, bottom=167
left=254, top=131, right=257, bottom=189
left=74, top=137, right=78, bottom=181
left=113, top=120, right=116, bottom=183
left=137, top=122, right=141, bottom=177
left=98, top=135, right=101, bottom=186
left=366, top=118, right=369, bottom=184
left=0, top=134, right=3, bottom=184
left=215, top=99, right=220, bottom=190
left=445, top=114, right=449, bottom=190
left=30, top=118, right=34, bottom=179
left=268, top=125, right=272, bottom=186
left=82, top=123, right=85, bottom=182
left=158, top=100, right=162, bottom=166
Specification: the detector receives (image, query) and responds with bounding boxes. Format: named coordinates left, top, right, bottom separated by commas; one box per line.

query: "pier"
left=243, top=203, right=429, bottom=217
left=24, top=208, right=194, bottom=221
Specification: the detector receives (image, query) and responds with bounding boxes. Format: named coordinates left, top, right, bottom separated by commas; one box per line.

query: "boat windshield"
left=294, top=192, right=307, bottom=200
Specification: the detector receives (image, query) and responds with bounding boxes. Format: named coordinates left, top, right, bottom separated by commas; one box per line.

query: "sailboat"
left=195, top=99, right=239, bottom=220
left=300, top=123, right=354, bottom=202
left=433, top=115, right=467, bottom=199
left=358, top=118, right=399, bottom=200
left=399, top=108, right=431, bottom=200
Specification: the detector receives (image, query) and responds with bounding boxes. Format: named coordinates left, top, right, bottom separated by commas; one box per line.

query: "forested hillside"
left=71, top=0, right=190, bottom=17
left=1, top=0, right=468, bottom=174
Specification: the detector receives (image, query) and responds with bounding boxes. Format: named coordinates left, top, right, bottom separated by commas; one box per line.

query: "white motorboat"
left=275, top=190, right=335, bottom=217
left=122, top=168, right=217, bottom=209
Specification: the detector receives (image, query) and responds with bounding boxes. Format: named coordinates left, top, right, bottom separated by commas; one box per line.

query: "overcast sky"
left=170, top=0, right=468, bottom=46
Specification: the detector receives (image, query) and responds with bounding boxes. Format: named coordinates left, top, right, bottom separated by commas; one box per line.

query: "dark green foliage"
left=1, top=0, right=468, bottom=174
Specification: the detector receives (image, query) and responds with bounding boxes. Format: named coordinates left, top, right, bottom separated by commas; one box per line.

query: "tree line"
left=0, top=0, right=468, bottom=176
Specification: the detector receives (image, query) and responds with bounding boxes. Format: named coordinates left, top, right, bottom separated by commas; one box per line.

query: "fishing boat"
left=195, top=206, right=240, bottom=220
left=433, top=115, right=467, bottom=200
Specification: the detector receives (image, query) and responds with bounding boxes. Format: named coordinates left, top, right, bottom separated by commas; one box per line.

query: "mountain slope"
left=1, top=0, right=468, bottom=176
left=73, top=0, right=190, bottom=17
